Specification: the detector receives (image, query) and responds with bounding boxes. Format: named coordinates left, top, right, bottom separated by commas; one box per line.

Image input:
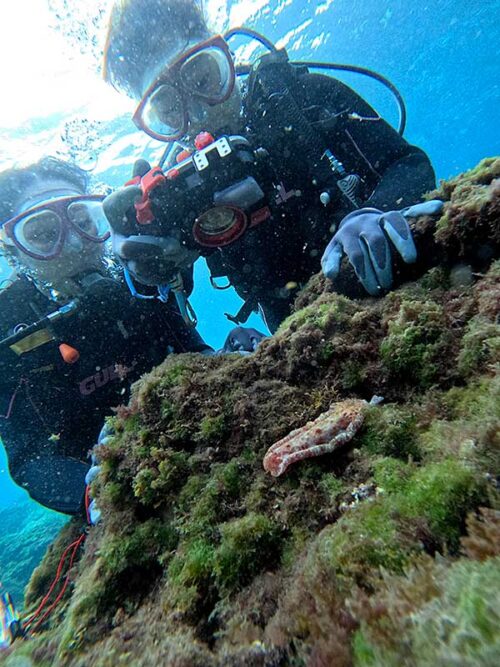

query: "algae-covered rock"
left=351, top=509, right=500, bottom=667
left=430, top=156, right=500, bottom=250
left=3, top=159, right=499, bottom=666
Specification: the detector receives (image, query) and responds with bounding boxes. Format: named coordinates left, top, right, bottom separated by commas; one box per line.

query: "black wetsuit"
left=0, top=274, right=209, bottom=514
left=206, top=66, right=436, bottom=331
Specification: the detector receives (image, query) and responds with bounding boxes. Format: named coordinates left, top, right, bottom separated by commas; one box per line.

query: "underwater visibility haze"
left=0, top=1, right=498, bottom=664
left=0, top=0, right=498, bottom=327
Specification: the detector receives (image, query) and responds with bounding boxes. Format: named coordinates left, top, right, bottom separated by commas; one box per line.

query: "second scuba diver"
left=0, top=157, right=213, bottom=517
left=102, top=0, right=440, bottom=332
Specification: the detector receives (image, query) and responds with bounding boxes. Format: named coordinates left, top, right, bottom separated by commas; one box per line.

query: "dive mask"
left=1, top=195, right=109, bottom=260
left=133, top=35, right=236, bottom=142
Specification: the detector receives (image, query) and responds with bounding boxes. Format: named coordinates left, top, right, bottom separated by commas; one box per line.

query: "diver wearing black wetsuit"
left=204, top=64, right=436, bottom=331
left=103, top=35, right=436, bottom=333
left=0, top=274, right=208, bottom=514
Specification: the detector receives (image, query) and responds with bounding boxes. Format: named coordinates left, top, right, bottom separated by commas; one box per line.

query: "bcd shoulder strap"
left=244, top=50, right=342, bottom=195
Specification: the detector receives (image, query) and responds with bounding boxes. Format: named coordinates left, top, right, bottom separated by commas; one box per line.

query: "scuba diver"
left=0, top=156, right=216, bottom=517
left=101, top=0, right=440, bottom=332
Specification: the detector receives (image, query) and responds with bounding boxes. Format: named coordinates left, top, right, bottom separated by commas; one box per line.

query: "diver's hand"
left=84, top=423, right=114, bottom=525
left=103, top=190, right=200, bottom=286
left=111, top=231, right=198, bottom=286
left=103, top=185, right=143, bottom=237
left=321, top=201, right=444, bottom=295
left=221, top=327, right=267, bottom=353
left=104, top=185, right=181, bottom=285
left=84, top=465, right=101, bottom=525
left=101, top=158, right=154, bottom=235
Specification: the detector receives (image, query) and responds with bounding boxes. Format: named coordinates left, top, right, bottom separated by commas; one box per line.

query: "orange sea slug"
left=263, top=396, right=383, bottom=477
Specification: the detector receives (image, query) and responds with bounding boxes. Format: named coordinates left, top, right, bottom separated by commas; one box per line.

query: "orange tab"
left=176, top=149, right=192, bottom=163
left=194, top=132, right=215, bottom=150
left=59, top=343, right=80, bottom=364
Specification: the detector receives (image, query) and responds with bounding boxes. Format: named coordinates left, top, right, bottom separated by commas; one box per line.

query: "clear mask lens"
left=179, top=47, right=232, bottom=100
left=144, top=83, right=184, bottom=137
left=67, top=200, right=109, bottom=238
left=13, top=210, right=62, bottom=256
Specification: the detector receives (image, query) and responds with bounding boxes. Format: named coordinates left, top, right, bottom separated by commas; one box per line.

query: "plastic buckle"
left=134, top=167, right=166, bottom=225
left=193, top=136, right=232, bottom=172
left=124, top=175, right=141, bottom=186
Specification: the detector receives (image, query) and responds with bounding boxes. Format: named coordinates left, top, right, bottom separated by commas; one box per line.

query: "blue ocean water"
left=0, top=0, right=498, bottom=515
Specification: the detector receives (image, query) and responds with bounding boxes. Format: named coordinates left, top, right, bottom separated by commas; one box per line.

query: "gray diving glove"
left=221, top=327, right=268, bottom=353
left=103, top=176, right=199, bottom=287
left=84, top=423, right=115, bottom=525
left=321, top=200, right=444, bottom=296
left=111, top=229, right=199, bottom=287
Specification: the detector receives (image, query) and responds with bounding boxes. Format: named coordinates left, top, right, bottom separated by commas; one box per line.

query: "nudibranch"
left=263, top=396, right=383, bottom=477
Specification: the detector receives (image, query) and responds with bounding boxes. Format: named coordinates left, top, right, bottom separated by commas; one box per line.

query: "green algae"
left=380, top=298, right=451, bottom=388
left=278, top=293, right=355, bottom=334
left=353, top=554, right=500, bottom=667
left=160, top=361, right=188, bottom=388
left=315, top=502, right=414, bottom=584
left=457, top=315, right=500, bottom=377
left=168, top=538, right=216, bottom=612
left=429, top=156, right=500, bottom=250
left=442, top=374, right=500, bottom=422
left=410, top=557, right=500, bottom=665
left=198, top=414, right=227, bottom=443
left=280, top=525, right=312, bottom=572
left=132, top=449, right=189, bottom=506
left=318, top=473, right=345, bottom=504
left=373, top=457, right=411, bottom=493
left=121, top=412, right=142, bottom=434
left=419, top=375, right=500, bottom=473
left=177, top=461, right=249, bottom=539
left=359, top=404, right=420, bottom=460
left=100, top=519, right=177, bottom=574
left=214, top=513, right=282, bottom=593
left=339, top=358, right=368, bottom=390
left=396, top=460, right=487, bottom=549
left=311, top=457, right=486, bottom=590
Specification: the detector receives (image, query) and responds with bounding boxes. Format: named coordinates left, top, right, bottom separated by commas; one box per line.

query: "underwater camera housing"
left=120, top=133, right=277, bottom=254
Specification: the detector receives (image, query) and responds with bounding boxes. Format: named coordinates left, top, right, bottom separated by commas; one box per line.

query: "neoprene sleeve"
left=366, top=151, right=436, bottom=211
left=11, top=455, right=89, bottom=514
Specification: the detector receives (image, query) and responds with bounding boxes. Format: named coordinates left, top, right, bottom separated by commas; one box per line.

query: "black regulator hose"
left=292, top=61, right=407, bottom=136
left=224, top=27, right=278, bottom=53
left=225, top=27, right=407, bottom=135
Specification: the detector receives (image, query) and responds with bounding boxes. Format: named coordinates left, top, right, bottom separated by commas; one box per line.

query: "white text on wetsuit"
left=79, top=362, right=137, bottom=396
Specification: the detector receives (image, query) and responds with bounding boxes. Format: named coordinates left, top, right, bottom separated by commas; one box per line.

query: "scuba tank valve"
left=321, top=150, right=361, bottom=209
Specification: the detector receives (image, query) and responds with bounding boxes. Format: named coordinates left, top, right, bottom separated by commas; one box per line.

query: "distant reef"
left=2, top=158, right=499, bottom=666
left=0, top=503, right=67, bottom=609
